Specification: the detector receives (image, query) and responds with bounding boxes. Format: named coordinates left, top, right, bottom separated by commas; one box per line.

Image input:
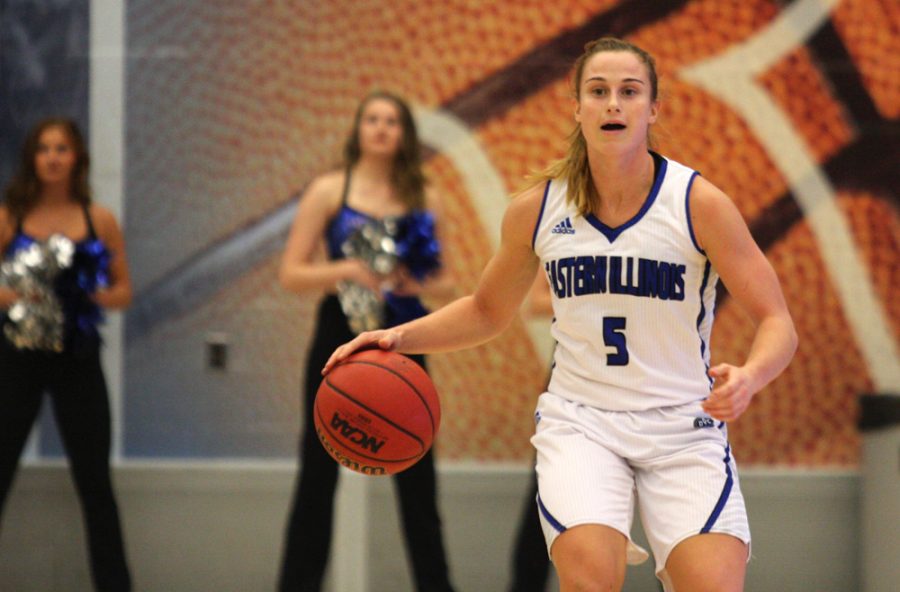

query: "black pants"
left=279, top=296, right=455, bottom=592
left=0, top=344, right=131, bottom=592
left=507, top=471, right=550, bottom=592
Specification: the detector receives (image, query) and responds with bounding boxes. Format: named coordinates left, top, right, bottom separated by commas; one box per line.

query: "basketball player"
left=278, top=91, right=457, bottom=591
left=325, top=38, right=797, bottom=591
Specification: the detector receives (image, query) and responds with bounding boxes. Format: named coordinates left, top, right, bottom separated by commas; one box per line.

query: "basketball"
left=313, top=349, right=441, bottom=476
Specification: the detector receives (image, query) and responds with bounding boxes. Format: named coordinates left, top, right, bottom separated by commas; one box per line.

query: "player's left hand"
left=703, top=363, right=757, bottom=422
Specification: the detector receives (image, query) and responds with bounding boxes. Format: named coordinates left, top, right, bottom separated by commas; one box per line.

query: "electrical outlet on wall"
left=205, top=332, right=229, bottom=371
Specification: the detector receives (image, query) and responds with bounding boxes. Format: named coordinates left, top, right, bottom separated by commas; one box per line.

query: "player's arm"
left=690, top=176, right=798, bottom=421
left=278, top=172, right=383, bottom=294
left=324, top=184, right=544, bottom=372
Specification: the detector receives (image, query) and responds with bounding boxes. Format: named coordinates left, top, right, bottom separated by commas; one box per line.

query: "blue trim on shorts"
left=701, top=443, right=733, bottom=533
left=537, top=493, right=566, bottom=534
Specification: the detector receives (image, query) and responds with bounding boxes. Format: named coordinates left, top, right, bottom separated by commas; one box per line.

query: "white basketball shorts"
left=532, top=390, right=750, bottom=577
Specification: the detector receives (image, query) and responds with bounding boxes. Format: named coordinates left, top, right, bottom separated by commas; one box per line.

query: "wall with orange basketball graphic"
left=120, top=0, right=899, bottom=467
left=0, top=2, right=894, bottom=591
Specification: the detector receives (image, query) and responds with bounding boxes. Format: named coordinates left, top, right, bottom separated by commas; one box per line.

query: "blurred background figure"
left=0, top=117, right=133, bottom=591
left=277, top=91, right=456, bottom=592
left=507, top=271, right=554, bottom=592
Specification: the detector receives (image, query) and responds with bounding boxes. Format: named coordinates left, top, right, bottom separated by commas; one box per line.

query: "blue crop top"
left=3, top=206, right=110, bottom=351
left=324, top=173, right=435, bottom=327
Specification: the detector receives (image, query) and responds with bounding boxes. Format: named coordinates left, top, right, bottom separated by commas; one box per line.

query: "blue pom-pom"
left=395, top=211, right=441, bottom=281
left=54, top=238, right=111, bottom=348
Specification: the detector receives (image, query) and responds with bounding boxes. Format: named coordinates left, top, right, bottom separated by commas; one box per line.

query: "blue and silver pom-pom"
left=336, top=212, right=442, bottom=335
left=0, top=234, right=111, bottom=351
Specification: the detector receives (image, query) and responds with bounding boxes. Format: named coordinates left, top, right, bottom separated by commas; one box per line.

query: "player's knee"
left=665, top=534, right=746, bottom=592
left=554, top=540, right=625, bottom=591
left=687, top=558, right=745, bottom=592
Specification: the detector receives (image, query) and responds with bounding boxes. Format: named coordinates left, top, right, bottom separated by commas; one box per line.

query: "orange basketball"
left=313, top=349, right=441, bottom=476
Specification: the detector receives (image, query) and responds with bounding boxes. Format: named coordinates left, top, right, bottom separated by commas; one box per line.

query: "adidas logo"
left=551, top=217, right=575, bottom=235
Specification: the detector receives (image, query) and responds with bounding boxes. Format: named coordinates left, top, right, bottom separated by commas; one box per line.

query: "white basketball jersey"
left=533, top=155, right=718, bottom=411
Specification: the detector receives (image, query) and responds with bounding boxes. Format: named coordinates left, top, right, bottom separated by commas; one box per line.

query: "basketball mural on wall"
left=124, top=0, right=898, bottom=464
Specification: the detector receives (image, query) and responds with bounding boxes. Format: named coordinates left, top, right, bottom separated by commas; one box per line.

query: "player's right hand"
left=323, top=330, right=400, bottom=375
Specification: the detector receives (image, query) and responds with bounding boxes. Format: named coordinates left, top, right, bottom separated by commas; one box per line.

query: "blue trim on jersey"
left=685, top=171, right=705, bottom=255
left=584, top=157, right=668, bottom=243
left=701, top=443, right=734, bottom=533
left=537, top=493, right=566, bottom=534
left=532, top=181, right=552, bottom=251
left=696, top=260, right=714, bottom=388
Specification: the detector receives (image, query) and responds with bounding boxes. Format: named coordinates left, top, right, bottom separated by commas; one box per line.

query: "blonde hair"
left=535, top=37, right=658, bottom=217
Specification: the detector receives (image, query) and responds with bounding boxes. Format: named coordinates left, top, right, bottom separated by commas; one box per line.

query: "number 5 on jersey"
left=603, top=317, right=629, bottom=366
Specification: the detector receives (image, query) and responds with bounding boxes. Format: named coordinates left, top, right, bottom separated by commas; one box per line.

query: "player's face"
left=34, top=126, right=77, bottom=187
left=575, top=51, right=658, bottom=153
left=357, top=98, right=404, bottom=158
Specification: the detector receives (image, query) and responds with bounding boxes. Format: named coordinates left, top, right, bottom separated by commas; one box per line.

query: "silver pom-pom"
left=0, top=234, right=76, bottom=351
left=337, top=219, right=401, bottom=335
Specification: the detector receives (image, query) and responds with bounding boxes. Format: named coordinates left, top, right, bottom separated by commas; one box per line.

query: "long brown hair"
left=343, top=91, right=427, bottom=210
left=536, top=37, right=659, bottom=217
left=3, top=117, right=92, bottom=220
